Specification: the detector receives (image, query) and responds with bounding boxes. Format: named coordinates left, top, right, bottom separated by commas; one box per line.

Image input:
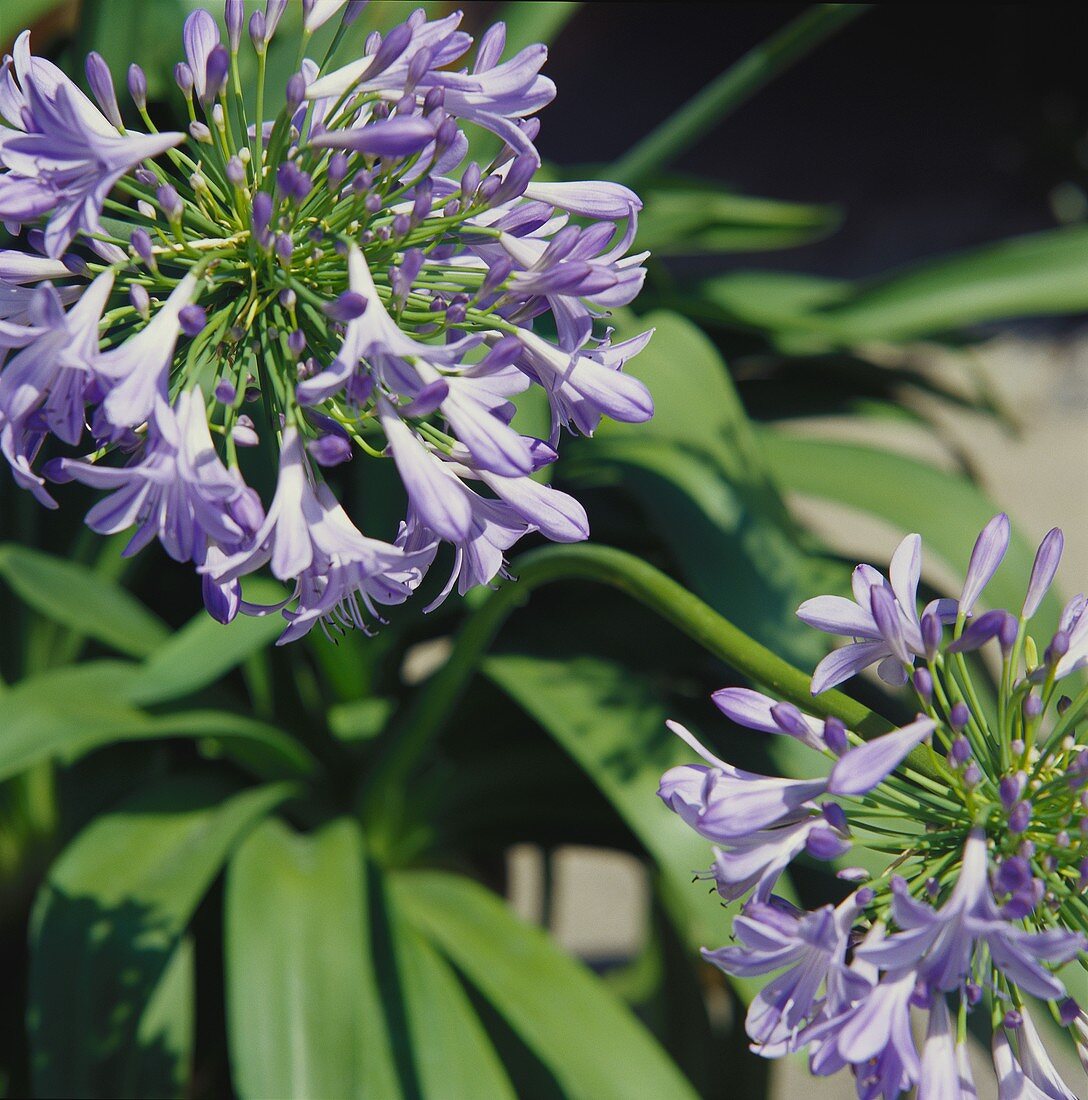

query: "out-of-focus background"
left=1, top=4, right=1087, bottom=1099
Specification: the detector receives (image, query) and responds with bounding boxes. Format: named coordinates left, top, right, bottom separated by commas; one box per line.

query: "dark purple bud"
left=1058, top=695, right=1072, bottom=717
left=174, top=61, right=194, bottom=98
left=920, top=611, right=941, bottom=660
left=1003, top=1010, right=1022, bottom=1030
left=127, top=63, right=148, bottom=110
left=949, top=737, right=971, bottom=767
left=276, top=162, right=313, bottom=201
left=86, top=52, right=122, bottom=128
left=480, top=254, right=513, bottom=298
left=275, top=233, right=293, bottom=261
left=203, top=45, right=230, bottom=105
left=1000, top=772, right=1026, bottom=809
left=805, top=825, right=850, bottom=862
left=492, top=154, right=536, bottom=205
left=854, top=886, right=874, bottom=907
left=307, top=433, right=353, bottom=467
left=1008, top=800, right=1032, bottom=834
left=286, top=72, right=306, bottom=114
left=1047, top=630, right=1070, bottom=665
left=279, top=288, right=296, bottom=310
left=130, top=227, right=155, bottom=268
left=412, top=181, right=433, bottom=221
left=129, top=284, right=150, bottom=319
left=287, top=329, right=306, bottom=356
left=962, top=764, right=981, bottom=788
left=392, top=213, right=410, bottom=237
left=965, top=982, right=982, bottom=1005
left=214, top=379, right=237, bottom=404
left=135, top=167, right=157, bottom=186
left=226, top=156, right=246, bottom=186
left=999, top=612, right=1018, bottom=652
left=949, top=702, right=970, bottom=731
left=248, top=10, right=266, bottom=51
left=324, top=292, right=368, bottom=322
left=252, top=191, right=273, bottom=245
left=406, top=43, right=435, bottom=89
left=1024, top=527, right=1064, bottom=619
left=948, top=609, right=1008, bottom=653
left=1023, top=694, right=1043, bottom=720
left=822, top=802, right=848, bottom=832
left=327, top=152, right=349, bottom=190
left=179, top=304, right=207, bottom=336
left=157, top=184, right=182, bottom=220
left=434, top=116, right=458, bottom=150
left=461, top=162, right=481, bottom=199
left=925, top=876, right=940, bottom=900
left=225, top=0, right=244, bottom=52
left=423, top=87, right=444, bottom=115
left=912, top=667, right=933, bottom=703
left=1059, top=998, right=1080, bottom=1027
left=770, top=703, right=810, bottom=739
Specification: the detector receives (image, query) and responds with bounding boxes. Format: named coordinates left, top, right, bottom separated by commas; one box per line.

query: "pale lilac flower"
left=0, top=33, right=183, bottom=256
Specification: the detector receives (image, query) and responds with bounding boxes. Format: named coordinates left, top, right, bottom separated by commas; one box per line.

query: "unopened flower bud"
left=179, top=304, right=207, bottom=337
left=127, top=63, right=147, bottom=110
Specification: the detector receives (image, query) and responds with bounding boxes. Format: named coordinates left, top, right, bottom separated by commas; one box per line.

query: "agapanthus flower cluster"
left=661, top=516, right=1088, bottom=1097
left=0, top=3, right=652, bottom=640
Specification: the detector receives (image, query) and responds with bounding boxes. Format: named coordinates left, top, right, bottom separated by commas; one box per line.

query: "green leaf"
left=496, top=1, right=581, bottom=52
left=128, top=579, right=288, bottom=705
left=0, top=661, right=316, bottom=782
left=760, top=432, right=1063, bottom=633
left=0, top=544, right=168, bottom=658
left=29, top=775, right=291, bottom=1098
left=390, top=908, right=517, bottom=1099
left=573, top=310, right=834, bottom=663
left=484, top=651, right=726, bottom=951
left=225, top=817, right=401, bottom=1100
left=812, top=224, right=1088, bottom=343
left=393, top=871, right=699, bottom=1100
left=638, top=186, right=838, bottom=255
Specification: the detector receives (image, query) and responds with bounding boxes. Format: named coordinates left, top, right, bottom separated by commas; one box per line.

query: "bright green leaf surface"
left=0, top=544, right=168, bottom=658
left=225, top=817, right=401, bottom=1100
left=29, top=776, right=290, bottom=1098
left=394, top=871, right=700, bottom=1100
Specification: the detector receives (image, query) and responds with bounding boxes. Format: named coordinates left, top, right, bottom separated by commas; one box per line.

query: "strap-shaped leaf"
left=0, top=544, right=168, bottom=658
left=0, top=662, right=316, bottom=782
left=393, top=871, right=699, bottom=1100
left=29, top=775, right=291, bottom=1098
left=485, top=650, right=726, bottom=952
left=128, top=579, right=288, bottom=705
left=224, top=817, right=401, bottom=1100
left=760, top=432, right=1063, bottom=634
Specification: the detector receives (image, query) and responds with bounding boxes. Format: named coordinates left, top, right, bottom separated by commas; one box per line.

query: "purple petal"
left=828, top=718, right=935, bottom=796
left=811, top=640, right=890, bottom=694
left=1022, top=527, right=1063, bottom=619
left=796, top=594, right=880, bottom=638
left=960, top=513, right=1010, bottom=615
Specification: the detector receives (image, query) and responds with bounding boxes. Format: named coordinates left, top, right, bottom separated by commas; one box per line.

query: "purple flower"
left=50, top=388, right=259, bottom=564
left=0, top=33, right=183, bottom=256
left=798, top=533, right=959, bottom=693
left=95, top=273, right=198, bottom=430
left=711, top=686, right=827, bottom=751
left=993, top=1014, right=1076, bottom=1100
left=859, top=831, right=1084, bottom=999
left=918, top=996, right=976, bottom=1100
left=704, top=894, right=859, bottom=1053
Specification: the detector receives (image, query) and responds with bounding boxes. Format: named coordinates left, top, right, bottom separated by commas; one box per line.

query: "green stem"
left=610, top=5, right=868, bottom=187
left=359, top=544, right=936, bottom=827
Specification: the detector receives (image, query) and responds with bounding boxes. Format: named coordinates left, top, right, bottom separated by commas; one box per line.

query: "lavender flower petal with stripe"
left=0, top=5, right=652, bottom=641
left=659, top=518, right=1088, bottom=1098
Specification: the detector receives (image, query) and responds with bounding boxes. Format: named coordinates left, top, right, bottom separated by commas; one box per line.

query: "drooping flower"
left=0, top=5, right=653, bottom=637
left=661, top=518, right=1088, bottom=1097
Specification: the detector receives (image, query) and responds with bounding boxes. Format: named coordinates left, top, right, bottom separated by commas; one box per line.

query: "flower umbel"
left=661, top=518, right=1088, bottom=1097
left=0, top=6, right=652, bottom=640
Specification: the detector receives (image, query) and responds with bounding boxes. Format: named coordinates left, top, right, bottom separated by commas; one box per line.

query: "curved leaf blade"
left=0, top=544, right=168, bottom=658
left=393, top=871, right=699, bottom=1100
left=29, top=775, right=291, bottom=1098
left=225, top=817, right=401, bottom=1100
